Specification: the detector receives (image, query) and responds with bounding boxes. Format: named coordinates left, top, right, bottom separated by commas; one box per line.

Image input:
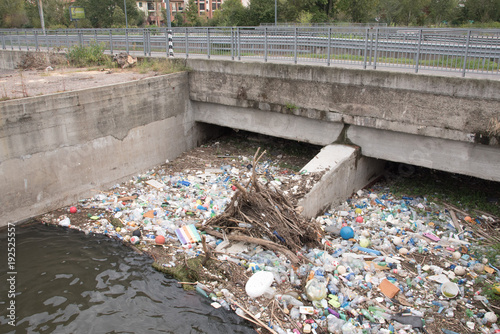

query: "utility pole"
left=275, top=0, right=277, bottom=26
left=124, top=0, right=128, bottom=28
left=166, top=0, right=171, bottom=28
left=38, top=0, right=46, bottom=35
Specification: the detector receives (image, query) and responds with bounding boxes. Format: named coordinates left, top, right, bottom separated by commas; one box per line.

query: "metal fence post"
left=34, top=30, right=39, bottom=50
left=185, top=27, right=188, bottom=58
left=327, top=27, right=331, bottom=66
left=237, top=28, right=241, bottom=61
left=231, top=27, right=234, bottom=60
left=415, top=29, right=423, bottom=73
left=373, top=28, right=379, bottom=69
left=264, top=27, right=268, bottom=62
left=462, top=30, right=471, bottom=77
left=109, top=30, right=113, bottom=54
left=207, top=27, right=210, bottom=59
left=148, top=30, right=152, bottom=56
left=363, top=28, right=368, bottom=69
left=125, top=28, right=129, bottom=54
left=294, top=27, right=298, bottom=64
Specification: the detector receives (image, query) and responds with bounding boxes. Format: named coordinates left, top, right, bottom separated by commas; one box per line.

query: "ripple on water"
left=0, top=224, right=255, bottom=334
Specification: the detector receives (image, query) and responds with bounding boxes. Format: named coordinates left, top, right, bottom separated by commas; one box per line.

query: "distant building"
left=136, top=0, right=245, bottom=25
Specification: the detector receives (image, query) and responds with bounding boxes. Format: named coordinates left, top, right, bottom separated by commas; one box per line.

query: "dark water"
left=0, top=223, right=255, bottom=334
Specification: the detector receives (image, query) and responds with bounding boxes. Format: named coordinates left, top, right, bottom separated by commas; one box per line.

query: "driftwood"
left=201, top=147, right=322, bottom=264
left=203, top=228, right=300, bottom=264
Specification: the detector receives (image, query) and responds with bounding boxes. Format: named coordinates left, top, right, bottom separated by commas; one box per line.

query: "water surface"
left=0, top=223, right=254, bottom=334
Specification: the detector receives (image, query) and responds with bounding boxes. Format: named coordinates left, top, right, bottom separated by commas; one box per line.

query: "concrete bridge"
left=1, top=50, right=499, bottom=225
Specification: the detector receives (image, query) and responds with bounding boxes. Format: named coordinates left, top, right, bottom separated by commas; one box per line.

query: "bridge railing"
left=1, top=27, right=499, bottom=77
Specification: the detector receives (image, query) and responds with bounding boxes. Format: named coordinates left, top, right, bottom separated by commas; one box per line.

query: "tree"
left=247, top=0, right=276, bottom=25
left=337, top=0, right=379, bottom=22
left=463, top=0, right=500, bottom=23
left=74, top=0, right=142, bottom=28
left=112, top=5, right=126, bottom=27
left=185, top=0, right=200, bottom=26
left=378, top=0, right=429, bottom=26
left=0, top=0, right=28, bottom=28
left=211, top=0, right=248, bottom=26
left=427, top=0, right=459, bottom=26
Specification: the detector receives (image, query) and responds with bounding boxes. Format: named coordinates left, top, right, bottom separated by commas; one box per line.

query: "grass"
left=135, top=58, right=188, bottom=74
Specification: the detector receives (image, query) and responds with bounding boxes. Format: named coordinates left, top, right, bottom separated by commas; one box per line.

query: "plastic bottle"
left=276, top=294, right=304, bottom=306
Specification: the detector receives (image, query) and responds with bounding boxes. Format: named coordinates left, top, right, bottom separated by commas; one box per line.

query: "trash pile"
left=39, top=140, right=500, bottom=334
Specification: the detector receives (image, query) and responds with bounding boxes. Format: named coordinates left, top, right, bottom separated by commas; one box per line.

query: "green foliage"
left=112, top=6, right=126, bottom=27
left=211, top=0, right=248, bottom=26
left=135, top=58, right=188, bottom=74
left=73, top=0, right=142, bottom=28
left=0, top=0, right=28, bottom=28
left=67, top=42, right=111, bottom=67
left=185, top=0, right=201, bottom=26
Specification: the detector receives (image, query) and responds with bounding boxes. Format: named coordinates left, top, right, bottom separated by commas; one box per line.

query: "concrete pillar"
left=298, top=144, right=385, bottom=218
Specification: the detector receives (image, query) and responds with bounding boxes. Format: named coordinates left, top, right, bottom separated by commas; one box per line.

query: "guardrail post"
left=1, top=34, right=5, bottom=50
left=17, top=30, right=21, bottom=51
left=373, top=28, right=379, bottom=69
left=415, top=29, right=423, bottom=73
left=185, top=27, right=188, bottom=58
left=462, top=30, right=471, bottom=77
left=327, top=27, right=331, bottom=66
left=363, top=28, right=368, bottom=69
left=294, top=27, right=298, bottom=64
left=143, top=30, right=147, bottom=56
left=207, top=27, right=210, bottom=59
left=78, top=30, right=83, bottom=46
left=264, top=27, right=268, bottom=62
left=66, top=30, right=69, bottom=49
left=34, top=30, right=39, bottom=50
left=237, top=28, right=241, bottom=61
left=25, top=30, right=29, bottom=51
left=10, top=34, right=13, bottom=51
left=94, top=29, right=97, bottom=44
left=109, top=30, right=113, bottom=54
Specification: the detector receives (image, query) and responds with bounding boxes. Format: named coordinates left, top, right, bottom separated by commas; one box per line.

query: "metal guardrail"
left=1, top=27, right=499, bottom=77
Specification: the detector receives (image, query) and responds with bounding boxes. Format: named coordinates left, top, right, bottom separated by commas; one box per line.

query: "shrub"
left=67, top=42, right=111, bottom=67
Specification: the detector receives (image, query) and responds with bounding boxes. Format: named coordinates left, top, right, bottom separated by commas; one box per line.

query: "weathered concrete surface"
left=298, top=145, right=385, bottom=218
left=187, top=59, right=500, bottom=145
left=191, top=101, right=344, bottom=145
left=186, top=59, right=500, bottom=181
left=0, top=72, right=212, bottom=226
left=0, top=50, right=26, bottom=70
left=347, top=125, right=500, bottom=182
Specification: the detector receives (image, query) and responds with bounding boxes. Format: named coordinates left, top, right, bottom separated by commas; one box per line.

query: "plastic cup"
left=441, top=281, right=459, bottom=298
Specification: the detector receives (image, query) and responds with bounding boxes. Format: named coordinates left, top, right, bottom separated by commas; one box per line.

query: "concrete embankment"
left=0, top=70, right=217, bottom=226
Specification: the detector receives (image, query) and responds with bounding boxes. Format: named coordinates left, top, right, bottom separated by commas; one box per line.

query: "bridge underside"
left=192, top=101, right=500, bottom=182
